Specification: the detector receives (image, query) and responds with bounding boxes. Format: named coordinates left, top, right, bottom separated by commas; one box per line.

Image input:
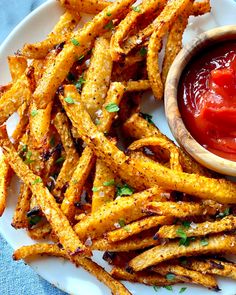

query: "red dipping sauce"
left=178, top=41, right=236, bottom=161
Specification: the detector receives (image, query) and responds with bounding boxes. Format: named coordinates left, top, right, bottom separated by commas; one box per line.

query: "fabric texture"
left=0, top=1, right=66, bottom=294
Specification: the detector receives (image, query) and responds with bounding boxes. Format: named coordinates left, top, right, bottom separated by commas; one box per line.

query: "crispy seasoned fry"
left=92, top=159, right=116, bottom=213
left=186, top=258, right=236, bottom=280
left=129, top=234, right=236, bottom=272
left=74, top=187, right=164, bottom=241
left=8, top=56, right=27, bottom=82
left=123, top=80, right=150, bottom=92
left=0, top=155, right=11, bottom=216
left=110, top=0, right=166, bottom=61
left=60, top=0, right=110, bottom=14
left=147, top=0, right=190, bottom=99
left=81, top=37, right=113, bottom=120
left=61, top=146, right=95, bottom=220
left=158, top=215, right=236, bottom=239
left=13, top=243, right=131, bottom=295
left=123, top=113, right=212, bottom=176
left=21, top=11, right=80, bottom=59
left=0, top=127, right=90, bottom=257
left=33, top=0, right=136, bottom=109
left=152, top=263, right=219, bottom=290
left=27, top=223, right=52, bottom=240
left=106, top=216, right=173, bottom=243
left=12, top=184, right=31, bottom=228
left=145, top=201, right=222, bottom=218
left=111, top=267, right=180, bottom=286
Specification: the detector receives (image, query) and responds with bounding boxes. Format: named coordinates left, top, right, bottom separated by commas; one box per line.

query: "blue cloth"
left=0, top=3, right=66, bottom=294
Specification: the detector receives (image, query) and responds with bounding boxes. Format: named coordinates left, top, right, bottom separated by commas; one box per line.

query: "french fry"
left=60, top=0, right=110, bottom=14
left=81, top=36, right=113, bottom=120
left=61, top=146, right=95, bottom=221
left=123, top=80, right=150, bottom=92
left=147, top=0, right=190, bottom=99
left=0, top=155, right=11, bottom=216
left=74, top=186, right=165, bottom=241
left=110, top=0, right=166, bottom=61
left=12, top=184, right=31, bottom=228
left=111, top=267, right=180, bottom=286
left=92, top=159, right=116, bottom=213
left=186, top=258, right=236, bottom=280
left=33, top=0, right=136, bottom=109
left=144, top=201, right=222, bottom=218
left=27, top=223, right=52, bottom=240
left=8, top=56, right=27, bottom=82
left=157, top=215, right=236, bottom=239
left=13, top=243, right=131, bottom=295
left=0, top=127, right=90, bottom=257
left=128, top=234, right=236, bottom=272
left=106, top=216, right=173, bottom=243
left=21, top=11, right=81, bottom=59
left=152, top=263, right=219, bottom=290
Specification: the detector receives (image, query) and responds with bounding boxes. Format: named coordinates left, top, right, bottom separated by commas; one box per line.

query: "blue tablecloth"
left=0, top=2, right=67, bottom=294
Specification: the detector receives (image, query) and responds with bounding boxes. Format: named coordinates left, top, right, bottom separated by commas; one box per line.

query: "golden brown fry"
left=74, top=187, right=164, bottom=241
left=21, top=11, right=81, bottom=59
left=92, top=159, right=116, bottom=213
left=111, top=267, right=180, bottom=286
left=27, top=223, right=52, bottom=240
left=129, top=234, right=236, bottom=272
left=106, top=216, right=173, bottom=243
left=145, top=201, right=222, bottom=218
left=0, top=155, right=11, bottom=216
left=8, top=56, right=27, bottom=82
left=152, top=263, right=219, bottom=290
left=0, top=127, right=90, bottom=257
left=147, top=0, right=190, bottom=99
left=12, top=184, right=31, bottom=229
left=14, top=243, right=131, bottom=295
left=192, top=0, right=211, bottom=16
left=158, top=215, right=236, bottom=239
left=110, top=0, right=166, bottom=60
left=81, top=36, right=113, bottom=120
left=123, top=80, right=150, bottom=92
left=33, top=0, right=136, bottom=109
left=60, top=0, right=110, bottom=14
left=61, top=146, right=95, bottom=221
left=186, top=258, right=236, bottom=280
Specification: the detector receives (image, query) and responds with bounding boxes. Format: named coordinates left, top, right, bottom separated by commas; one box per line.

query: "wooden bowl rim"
left=164, top=25, right=236, bottom=176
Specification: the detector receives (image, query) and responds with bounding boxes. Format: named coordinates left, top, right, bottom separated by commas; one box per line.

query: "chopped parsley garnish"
left=105, top=103, right=120, bottom=113
left=64, top=96, right=75, bottom=104
left=31, top=110, right=38, bottom=117
left=71, top=38, right=80, bottom=46
left=32, top=177, right=42, bottom=185
left=103, top=179, right=115, bottom=186
left=75, top=75, right=85, bottom=92
left=24, top=151, right=34, bottom=164
left=56, top=157, right=65, bottom=164
left=49, top=136, right=55, bottom=147
left=153, top=286, right=161, bottom=291
left=104, top=20, right=114, bottom=30
left=164, top=286, right=173, bottom=291
left=118, top=219, right=126, bottom=227
left=106, top=12, right=112, bottom=16
left=95, top=118, right=101, bottom=125
left=200, top=238, right=209, bottom=246
left=116, top=184, right=134, bottom=197
left=182, top=221, right=191, bottom=229
left=22, top=144, right=28, bottom=152
left=179, top=287, right=187, bottom=293
left=140, top=112, right=154, bottom=124
left=216, top=208, right=230, bottom=218
left=176, top=227, right=195, bottom=246
left=166, top=273, right=176, bottom=281
left=92, top=187, right=100, bottom=192
left=132, top=5, right=141, bottom=12
left=28, top=215, right=42, bottom=226
left=140, top=47, right=147, bottom=56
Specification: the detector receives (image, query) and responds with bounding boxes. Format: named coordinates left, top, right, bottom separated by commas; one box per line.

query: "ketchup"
left=178, top=41, right=236, bottom=161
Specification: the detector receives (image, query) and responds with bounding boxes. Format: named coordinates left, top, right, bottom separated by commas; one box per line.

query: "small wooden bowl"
left=165, top=25, right=236, bottom=176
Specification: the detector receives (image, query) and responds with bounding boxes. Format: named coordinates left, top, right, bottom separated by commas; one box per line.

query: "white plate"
left=0, top=0, right=236, bottom=294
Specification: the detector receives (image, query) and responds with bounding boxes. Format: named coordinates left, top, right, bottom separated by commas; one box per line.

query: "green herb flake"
left=182, top=221, right=191, bottom=229
left=106, top=12, right=112, bottom=16
left=24, top=151, right=34, bottom=164
left=140, top=112, right=154, bottom=124
left=116, top=184, right=134, bottom=197
left=140, top=47, right=147, bottom=57
left=49, top=136, right=55, bottom=147
left=216, top=208, right=230, bottom=218
left=200, top=238, right=209, bottom=247
left=118, top=219, right=126, bottom=227
left=164, top=286, right=173, bottom=291
left=104, top=20, right=114, bottom=31
left=179, top=257, right=187, bottom=265
left=180, top=237, right=195, bottom=247
left=124, top=225, right=130, bottom=232
left=176, top=227, right=187, bottom=239
left=75, top=75, right=86, bottom=91
left=179, top=287, right=187, bottom=293
left=153, top=286, right=161, bottom=292
left=32, top=177, right=42, bottom=185
left=103, top=179, right=115, bottom=186
left=78, top=54, right=85, bottom=62
left=92, top=187, right=100, bottom=192
left=56, top=157, right=65, bottom=164
left=95, top=118, right=101, bottom=126
left=71, top=38, right=80, bottom=46
left=105, top=102, right=120, bottom=113
left=72, top=179, right=78, bottom=184
left=31, top=109, right=38, bottom=117
left=67, top=72, right=75, bottom=81
left=22, top=144, right=28, bottom=152
left=166, top=273, right=175, bottom=281
left=64, top=96, right=75, bottom=104
left=28, top=215, right=42, bottom=226
left=132, top=5, right=141, bottom=12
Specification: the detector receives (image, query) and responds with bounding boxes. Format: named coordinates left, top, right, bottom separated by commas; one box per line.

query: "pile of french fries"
left=1, top=0, right=236, bottom=294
